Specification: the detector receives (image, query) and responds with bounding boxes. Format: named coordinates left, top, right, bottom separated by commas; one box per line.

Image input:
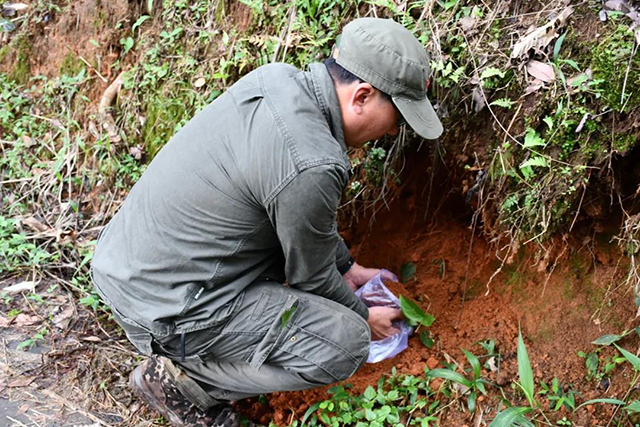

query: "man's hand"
left=343, top=262, right=397, bottom=291
left=367, top=306, right=403, bottom=341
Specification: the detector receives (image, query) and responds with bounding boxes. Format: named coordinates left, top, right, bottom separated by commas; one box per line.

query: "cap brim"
left=393, top=96, right=443, bottom=139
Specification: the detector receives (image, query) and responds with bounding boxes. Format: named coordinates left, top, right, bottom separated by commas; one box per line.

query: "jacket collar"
left=308, top=63, right=347, bottom=153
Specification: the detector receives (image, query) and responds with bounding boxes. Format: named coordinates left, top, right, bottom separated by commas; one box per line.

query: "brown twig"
left=98, top=71, right=126, bottom=116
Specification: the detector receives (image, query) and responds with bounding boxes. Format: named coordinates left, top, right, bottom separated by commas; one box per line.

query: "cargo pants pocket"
left=250, top=297, right=370, bottom=386
left=248, top=294, right=299, bottom=369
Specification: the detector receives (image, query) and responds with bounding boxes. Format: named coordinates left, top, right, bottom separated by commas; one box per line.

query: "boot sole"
left=129, top=362, right=186, bottom=427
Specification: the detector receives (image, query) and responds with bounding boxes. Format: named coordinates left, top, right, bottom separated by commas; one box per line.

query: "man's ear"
left=349, top=83, right=375, bottom=114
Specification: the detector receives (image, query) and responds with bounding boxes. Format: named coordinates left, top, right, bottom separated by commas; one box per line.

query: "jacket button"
left=290, top=336, right=297, bottom=342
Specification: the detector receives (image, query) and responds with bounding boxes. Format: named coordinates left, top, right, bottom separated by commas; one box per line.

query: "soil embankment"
left=240, top=146, right=637, bottom=426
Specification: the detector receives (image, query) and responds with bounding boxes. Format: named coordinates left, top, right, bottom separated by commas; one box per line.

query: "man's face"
left=338, top=82, right=403, bottom=148
left=356, top=92, right=402, bottom=146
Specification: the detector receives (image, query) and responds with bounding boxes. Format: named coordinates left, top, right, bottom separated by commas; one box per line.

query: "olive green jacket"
left=91, top=63, right=368, bottom=336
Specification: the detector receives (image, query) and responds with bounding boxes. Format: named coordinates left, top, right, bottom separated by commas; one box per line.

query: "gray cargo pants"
left=116, top=280, right=370, bottom=409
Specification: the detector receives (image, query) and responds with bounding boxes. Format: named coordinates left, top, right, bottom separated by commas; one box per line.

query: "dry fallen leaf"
left=525, top=79, right=545, bottom=95
left=13, top=314, right=40, bottom=327
left=0, top=316, right=12, bottom=327
left=487, top=356, right=498, bottom=372
left=575, top=113, right=590, bottom=133
left=52, top=306, right=75, bottom=330
left=526, top=60, right=556, bottom=82
left=472, top=86, right=485, bottom=113
left=604, top=0, right=633, bottom=13
left=3, top=281, right=37, bottom=294
left=82, top=336, right=102, bottom=342
left=129, top=145, right=144, bottom=160
left=511, top=7, right=574, bottom=58
left=8, top=376, right=35, bottom=388
left=599, top=9, right=608, bottom=21
left=458, top=16, right=478, bottom=33
left=194, top=77, right=206, bottom=88
left=21, top=135, right=35, bottom=147
left=3, top=3, right=29, bottom=12
left=21, top=216, right=49, bottom=233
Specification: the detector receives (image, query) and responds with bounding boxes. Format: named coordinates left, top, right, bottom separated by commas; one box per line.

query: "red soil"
left=239, top=147, right=638, bottom=426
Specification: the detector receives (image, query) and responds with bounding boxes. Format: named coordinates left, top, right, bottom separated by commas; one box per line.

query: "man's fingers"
left=391, top=308, right=403, bottom=320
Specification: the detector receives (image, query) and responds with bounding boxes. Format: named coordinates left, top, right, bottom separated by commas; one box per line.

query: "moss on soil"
left=9, top=36, right=31, bottom=84
left=59, top=52, right=85, bottom=77
left=0, top=46, right=9, bottom=63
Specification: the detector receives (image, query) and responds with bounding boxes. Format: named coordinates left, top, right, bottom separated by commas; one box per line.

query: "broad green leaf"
left=591, top=334, right=622, bottom=346
left=399, top=295, right=434, bottom=327
left=426, top=368, right=472, bottom=388
left=615, top=344, right=640, bottom=370
left=468, top=391, right=477, bottom=413
left=561, top=58, right=581, bottom=71
left=0, top=18, right=16, bottom=33
left=364, top=386, right=376, bottom=400
left=543, top=116, right=553, bottom=130
left=553, top=31, right=567, bottom=62
left=625, top=401, right=640, bottom=413
left=132, top=15, right=151, bottom=33
left=523, top=129, right=545, bottom=148
left=442, top=0, right=458, bottom=10
left=517, top=329, right=535, bottom=405
left=477, top=379, right=488, bottom=395
left=489, top=407, right=534, bottom=427
left=463, top=350, right=481, bottom=380
left=481, top=67, right=506, bottom=80
left=16, top=339, right=33, bottom=350
left=280, top=306, right=297, bottom=330
left=490, top=98, right=515, bottom=109
left=400, top=262, right=417, bottom=283
left=520, top=156, right=549, bottom=169
left=575, top=398, right=625, bottom=411
left=585, top=352, right=599, bottom=374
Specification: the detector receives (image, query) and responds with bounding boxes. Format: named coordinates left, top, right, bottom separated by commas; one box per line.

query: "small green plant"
left=7, top=308, right=21, bottom=318
left=0, top=216, right=59, bottom=274
left=516, top=328, right=535, bottom=407
left=539, top=378, right=577, bottom=411
left=400, top=262, right=417, bottom=283
left=17, top=327, right=48, bottom=350
left=427, top=349, right=490, bottom=412
left=488, top=329, right=537, bottom=426
left=578, top=349, right=625, bottom=381
left=299, top=370, right=440, bottom=427
left=78, top=290, right=103, bottom=311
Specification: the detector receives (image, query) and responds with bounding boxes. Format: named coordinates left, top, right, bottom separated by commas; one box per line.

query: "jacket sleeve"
left=336, top=238, right=354, bottom=275
left=267, top=165, right=368, bottom=319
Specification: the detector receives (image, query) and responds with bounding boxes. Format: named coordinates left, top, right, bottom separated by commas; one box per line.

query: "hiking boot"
left=129, top=356, right=240, bottom=427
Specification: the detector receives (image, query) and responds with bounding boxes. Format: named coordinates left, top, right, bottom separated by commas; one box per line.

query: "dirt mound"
left=238, top=145, right=638, bottom=426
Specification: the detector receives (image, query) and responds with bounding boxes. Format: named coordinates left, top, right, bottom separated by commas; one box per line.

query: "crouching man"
left=91, top=17, right=442, bottom=426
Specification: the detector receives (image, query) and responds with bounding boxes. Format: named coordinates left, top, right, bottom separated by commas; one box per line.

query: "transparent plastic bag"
left=355, top=270, right=412, bottom=363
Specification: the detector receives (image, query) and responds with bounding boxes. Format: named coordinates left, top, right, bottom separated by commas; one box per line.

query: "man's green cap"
left=333, top=18, right=443, bottom=139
